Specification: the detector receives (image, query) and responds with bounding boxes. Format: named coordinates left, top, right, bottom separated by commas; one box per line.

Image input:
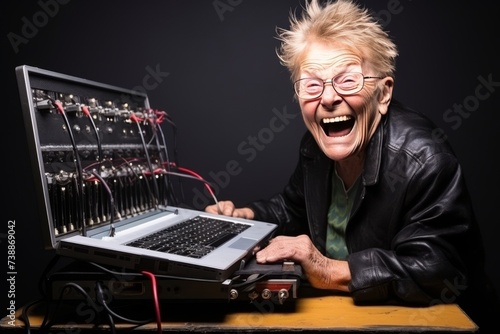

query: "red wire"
left=81, top=105, right=90, bottom=116
left=141, top=271, right=161, bottom=333
left=176, top=166, right=216, bottom=198
left=130, top=113, right=143, bottom=123
left=153, top=109, right=176, bottom=127
left=153, top=109, right=164, bottom=123
left=54, top=100, right=65, bottom=114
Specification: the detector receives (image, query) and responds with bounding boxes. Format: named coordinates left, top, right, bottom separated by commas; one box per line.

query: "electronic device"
left=15, top=65, right=277, bottom=284
left=46, top=259, right=303, bottom=304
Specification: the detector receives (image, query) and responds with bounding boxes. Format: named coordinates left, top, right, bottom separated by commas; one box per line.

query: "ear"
left=378, top=77, right=394, bottom=115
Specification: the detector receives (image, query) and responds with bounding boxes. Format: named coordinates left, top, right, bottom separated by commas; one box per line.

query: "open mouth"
left=321, top=115, right=355, bottom=137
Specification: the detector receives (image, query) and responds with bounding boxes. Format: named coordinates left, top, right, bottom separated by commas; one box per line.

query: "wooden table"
left=1, top=288, right=478, bottom=333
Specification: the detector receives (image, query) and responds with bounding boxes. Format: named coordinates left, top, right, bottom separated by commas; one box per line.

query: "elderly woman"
left=206, top=0, right=498, bottom=330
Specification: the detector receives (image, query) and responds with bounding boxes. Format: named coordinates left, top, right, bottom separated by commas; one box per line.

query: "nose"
left=320, top=80, right=341, bottom=108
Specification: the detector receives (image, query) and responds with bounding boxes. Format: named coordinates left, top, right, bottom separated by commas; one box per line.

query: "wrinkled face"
left=297, top=42, right=393, bottom=162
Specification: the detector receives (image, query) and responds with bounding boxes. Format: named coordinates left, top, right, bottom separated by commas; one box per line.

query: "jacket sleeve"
left=347, top=152, right=483, bottom=305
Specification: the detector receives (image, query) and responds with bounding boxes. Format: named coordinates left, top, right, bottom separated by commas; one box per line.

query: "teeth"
left=322, top=115, right=353, bottom=123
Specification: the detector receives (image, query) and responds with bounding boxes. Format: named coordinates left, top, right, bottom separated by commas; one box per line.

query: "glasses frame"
left=293, top=72, right=383, bottom=100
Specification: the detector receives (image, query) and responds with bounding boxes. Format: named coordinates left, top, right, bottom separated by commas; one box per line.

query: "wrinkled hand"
left=204, top=200, right=255, bottom=219
left=256, top=234, right=351, bottom=291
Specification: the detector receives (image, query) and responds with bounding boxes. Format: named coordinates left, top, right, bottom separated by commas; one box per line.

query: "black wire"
left=84, top=107, right=103, bottom=166
left=134, top=120, right=160, bottom=209
left=88, top=261, right=221, bottom=283
left=116, top=157, right=152, bottom=215
left=37, top=254, right=61, bottom=299
left=162, top=171, right=218, bottom=190
left=95, top=281, right=153, bottom=325
left=54, top=100, right=87, bottom=236
left=149, top=113, right=171, bottom=207
left=19, top=299, right=45, bottom=334
left=154, top=113, right=181, bottom=206
left=40, top=282, right=100, bottom=332
left=157, top=110, right=179, bottom=167
left=91, top=171, right=116, bottom=235
left=140, top=170, right=155, bottom=210
left=17, top=254, right=62, bottom=334
left=107, top=312, right=116, bottom=334
left=157, top=111, right=183, bottom=203
left=88, top=262, right=142, bottom=278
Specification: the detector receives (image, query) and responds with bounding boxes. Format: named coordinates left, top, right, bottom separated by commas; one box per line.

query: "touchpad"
left=229, top=237, right=257, bottom=250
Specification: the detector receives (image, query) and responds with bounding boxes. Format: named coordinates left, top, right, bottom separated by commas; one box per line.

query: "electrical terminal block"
left=254, top=278, right=297, bottom=304
left=229, top=277, right=300, bottom=304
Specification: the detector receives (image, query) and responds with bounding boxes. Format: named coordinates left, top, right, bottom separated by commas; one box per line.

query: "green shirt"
left=326, top=168, right=360, bottom=260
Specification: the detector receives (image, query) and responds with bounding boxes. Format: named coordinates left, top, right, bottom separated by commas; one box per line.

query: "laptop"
left=15, top=65, right=277, bottom=282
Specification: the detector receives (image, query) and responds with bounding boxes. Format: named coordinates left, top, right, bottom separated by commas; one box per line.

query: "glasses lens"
left=295, top=78, right=323, bottom=99
left=333, top=72, right=363, bottom=94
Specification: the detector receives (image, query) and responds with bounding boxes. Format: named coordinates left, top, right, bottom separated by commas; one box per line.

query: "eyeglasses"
left=293, top=72, right=383, bottom=100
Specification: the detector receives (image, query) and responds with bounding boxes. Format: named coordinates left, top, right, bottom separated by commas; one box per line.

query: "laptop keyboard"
left=126, top=216, right=251, bottom=258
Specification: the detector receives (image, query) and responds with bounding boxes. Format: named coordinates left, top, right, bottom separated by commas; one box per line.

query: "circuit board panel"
left=17, top=66, right=176, bottom=248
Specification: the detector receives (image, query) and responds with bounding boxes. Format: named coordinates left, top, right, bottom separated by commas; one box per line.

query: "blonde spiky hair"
left=276, top=0, right=398, bottom=81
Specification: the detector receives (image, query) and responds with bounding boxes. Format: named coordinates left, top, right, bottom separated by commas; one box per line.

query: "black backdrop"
left=3, top=0, right=499, bottom=315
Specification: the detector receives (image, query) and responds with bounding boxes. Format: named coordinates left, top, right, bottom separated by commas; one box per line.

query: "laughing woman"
left=205, top=0, right=499, bottom=331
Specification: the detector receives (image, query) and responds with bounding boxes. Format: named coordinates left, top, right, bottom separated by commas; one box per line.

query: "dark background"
left=2, top=0, right=499, bottom=318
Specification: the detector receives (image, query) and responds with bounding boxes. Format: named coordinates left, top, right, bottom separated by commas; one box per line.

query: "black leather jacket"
left=248, top=100, right=486, bottom=308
